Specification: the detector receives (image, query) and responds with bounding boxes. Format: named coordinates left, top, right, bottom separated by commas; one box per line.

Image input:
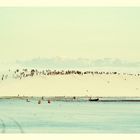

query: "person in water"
left=48, top=100, right=51, bottom=104
left=38, top=100, right=41, bottom=104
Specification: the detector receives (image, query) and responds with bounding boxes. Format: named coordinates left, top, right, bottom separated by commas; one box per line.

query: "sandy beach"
left=0, top=72, right=140, bottom=97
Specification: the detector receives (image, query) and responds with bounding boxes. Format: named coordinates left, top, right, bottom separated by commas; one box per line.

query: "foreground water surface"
left=0, top=98, right=140, bottom=133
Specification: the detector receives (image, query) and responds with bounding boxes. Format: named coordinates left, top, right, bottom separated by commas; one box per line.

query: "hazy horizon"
left=0, top=7, right=140, bottom=68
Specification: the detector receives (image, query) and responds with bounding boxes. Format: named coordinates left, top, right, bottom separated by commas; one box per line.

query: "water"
left=0, top=99, right=140, bottom=133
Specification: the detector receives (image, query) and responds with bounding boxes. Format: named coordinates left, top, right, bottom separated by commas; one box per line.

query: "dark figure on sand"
left=38, top=100, right=41, bottom=104
left=73, top=96, right=76, bottom=100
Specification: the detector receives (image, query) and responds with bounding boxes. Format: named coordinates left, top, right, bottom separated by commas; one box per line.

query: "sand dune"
left=0, top=74, right=140, bottom=97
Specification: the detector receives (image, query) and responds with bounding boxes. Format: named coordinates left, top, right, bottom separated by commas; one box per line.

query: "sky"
left=0, top=7, right=140, bottom=63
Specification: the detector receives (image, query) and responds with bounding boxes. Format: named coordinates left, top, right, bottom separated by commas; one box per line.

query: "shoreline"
left=1, top=96, right=140, bottom=102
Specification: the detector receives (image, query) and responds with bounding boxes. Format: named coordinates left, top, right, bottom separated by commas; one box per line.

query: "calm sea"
left=0, top=98, right=140, bottom=133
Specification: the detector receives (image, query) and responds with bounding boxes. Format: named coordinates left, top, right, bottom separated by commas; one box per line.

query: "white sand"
left=0, top=74, right=140, bottom=97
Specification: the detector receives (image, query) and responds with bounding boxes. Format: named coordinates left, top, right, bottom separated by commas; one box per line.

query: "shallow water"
left=0, top=99, right=140, bottom=133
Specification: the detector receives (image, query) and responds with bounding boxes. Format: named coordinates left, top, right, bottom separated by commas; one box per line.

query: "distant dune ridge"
left=0, top=69, right=140, bottom=97
left=16, top=58, right=140, bottom=69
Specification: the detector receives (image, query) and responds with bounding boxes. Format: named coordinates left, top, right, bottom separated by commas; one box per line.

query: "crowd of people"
left=1, top=68, right=139, bottom=81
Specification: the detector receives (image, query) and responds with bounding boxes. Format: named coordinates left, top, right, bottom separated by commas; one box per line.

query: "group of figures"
left=26, top=96, right=51, bottom=104
left=1, top=68, right=140, bottom=81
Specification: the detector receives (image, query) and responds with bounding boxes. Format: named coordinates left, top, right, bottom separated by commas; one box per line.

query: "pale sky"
left=0, top=7, right=140, bottom=62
